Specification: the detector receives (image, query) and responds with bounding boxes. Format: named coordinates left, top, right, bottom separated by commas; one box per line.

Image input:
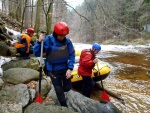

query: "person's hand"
left=38, top=33, right=45, bottom=42
left=66, top=69, right=72, bottom=79
left=93, top=58, right=98, bottom=63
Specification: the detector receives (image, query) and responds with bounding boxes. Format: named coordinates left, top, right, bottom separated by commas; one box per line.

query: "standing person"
left=78, top=43, right=101, bottom=98
left=14, top=28, right=35, bottom=59
left=34, top=21, right=75, bottom=107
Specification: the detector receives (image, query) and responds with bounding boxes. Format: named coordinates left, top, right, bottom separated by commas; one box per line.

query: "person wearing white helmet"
left=78, top=43, right=101, bottom=98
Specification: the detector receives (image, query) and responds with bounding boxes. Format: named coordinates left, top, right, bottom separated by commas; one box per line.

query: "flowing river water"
left=74, top=43, right=150, bottom=113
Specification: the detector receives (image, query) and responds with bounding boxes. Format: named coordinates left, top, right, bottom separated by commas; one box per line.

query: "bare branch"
left=62, top=1, right=92, bottom=26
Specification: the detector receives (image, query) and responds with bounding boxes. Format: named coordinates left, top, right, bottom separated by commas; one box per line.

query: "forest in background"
left=0, top=0, right=150, bottom=44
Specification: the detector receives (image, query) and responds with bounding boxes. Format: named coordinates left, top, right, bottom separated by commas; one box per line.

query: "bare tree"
left=34, top=0, right=42, bottom=33
left=24, top=0, right=30, bottom=28
left=21, top=0, right=28, bottom=32
left=31, top=0, right=34, bottom=27
left=42, top=0, right=53, bottom=34
left=16, top=0, right=22, bottom=22
left=2, top=0, right=6, bottom=12
left=53, top=0, right=68, bottom=23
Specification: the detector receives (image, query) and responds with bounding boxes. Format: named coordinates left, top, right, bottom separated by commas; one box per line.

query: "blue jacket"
left=34, top=34, right=75, bottom=72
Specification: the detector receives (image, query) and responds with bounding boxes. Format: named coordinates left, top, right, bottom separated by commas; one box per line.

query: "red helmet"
left=27, top=28, right=35, bottom=34
left=54, top=22, right=69, bottom=35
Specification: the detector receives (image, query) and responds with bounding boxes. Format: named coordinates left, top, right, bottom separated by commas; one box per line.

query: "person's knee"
left=88, top=79, right=95, bottom=87
left=55, top=86, right=65, bottom=100
left=91, top=81, right=95, bottom=87
left=55, top=86, right=63, bottom=93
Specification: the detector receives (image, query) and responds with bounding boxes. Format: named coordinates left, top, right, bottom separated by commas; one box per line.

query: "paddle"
left=35, top=32, right=45, bottom=104
left=96, top=63, right=110, bottom=102
left=95, top=83, right=125, bottom=105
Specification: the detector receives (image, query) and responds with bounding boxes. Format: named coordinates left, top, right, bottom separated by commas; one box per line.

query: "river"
left=73, top=43, right=150, bottom=113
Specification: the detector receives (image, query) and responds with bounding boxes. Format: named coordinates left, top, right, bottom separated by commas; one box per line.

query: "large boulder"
left=7, top=46, right=17, bottom=56
left=24, top=103, right=77, bottom=113
left=0, top=42, right=9, bottom=56
left=48, top=87, right=122, bottom=113
left=2, top=58, right=39, bottom=71
left=0, top=84, right=30, bottom=107
left=0, top=103, right=22, bottom=113
left=2, top=68, right=39, bottom=84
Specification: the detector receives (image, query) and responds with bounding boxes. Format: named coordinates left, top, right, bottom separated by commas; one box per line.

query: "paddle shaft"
left=96, top=63, right=110, bottom=102
left=38, top=41, right=44, bottom=93
left=96, top=63, right=104, bottom=90
left=100, top=79, right=104, bottom=90
left=34, top=32, right=46, bottom=103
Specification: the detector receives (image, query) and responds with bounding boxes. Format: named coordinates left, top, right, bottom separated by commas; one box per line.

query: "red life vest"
left=78, top=49, right=95, bottom=76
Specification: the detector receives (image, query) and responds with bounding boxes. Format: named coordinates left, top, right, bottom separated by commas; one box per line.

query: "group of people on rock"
left=14, top=21, right=101, bottom=107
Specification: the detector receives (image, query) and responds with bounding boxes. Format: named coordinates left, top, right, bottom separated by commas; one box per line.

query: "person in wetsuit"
left=14, top=28, right=35, bottom=59
left=34, top=21, right=75, bottom=107
left=78, top=43, right=101, bottom=98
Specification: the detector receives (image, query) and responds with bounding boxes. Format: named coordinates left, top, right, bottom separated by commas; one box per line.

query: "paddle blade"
left=35, top=93, right=43, bottom=104
left=101, top=91, right=110, bottom=102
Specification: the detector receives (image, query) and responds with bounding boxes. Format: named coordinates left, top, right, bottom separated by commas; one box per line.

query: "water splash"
left=0, top=56, right=16, bottom=77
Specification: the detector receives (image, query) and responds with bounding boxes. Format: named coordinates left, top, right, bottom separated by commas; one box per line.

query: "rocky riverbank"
left=101, top=36, right=150, bottom=46
left=0, top=57, right=122, bottom=113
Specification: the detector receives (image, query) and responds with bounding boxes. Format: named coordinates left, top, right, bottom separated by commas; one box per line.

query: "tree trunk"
left=34, top=0, right=42, bottom=33
left=16, top=0, right=22, bottom=22
left=45, top=1, right=53, bottom=34
left=24, top=0, right=30, bottom=28
left=21, top=0, right=28, bottom=32
left=31, top=0, right=34, bottom=28
left=2, top=0, right=6, bottom=12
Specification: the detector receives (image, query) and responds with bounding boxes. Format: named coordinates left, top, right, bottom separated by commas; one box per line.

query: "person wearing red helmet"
left=54, top=22, right=69, bottom=36
left=34, top=22, right=75, bottom=107
left=14, top=28, right=35, bottom=59
left=78, top=43, right=101, bottom=98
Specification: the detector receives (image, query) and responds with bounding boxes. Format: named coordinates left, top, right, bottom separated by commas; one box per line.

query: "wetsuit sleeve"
left=80, top=51, right=95, bottom=68
left=33, top=41, right=41, bottom=57
left=33, top=35, right=50, bottom=57
left=67, top=38, right=75, bottom=70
